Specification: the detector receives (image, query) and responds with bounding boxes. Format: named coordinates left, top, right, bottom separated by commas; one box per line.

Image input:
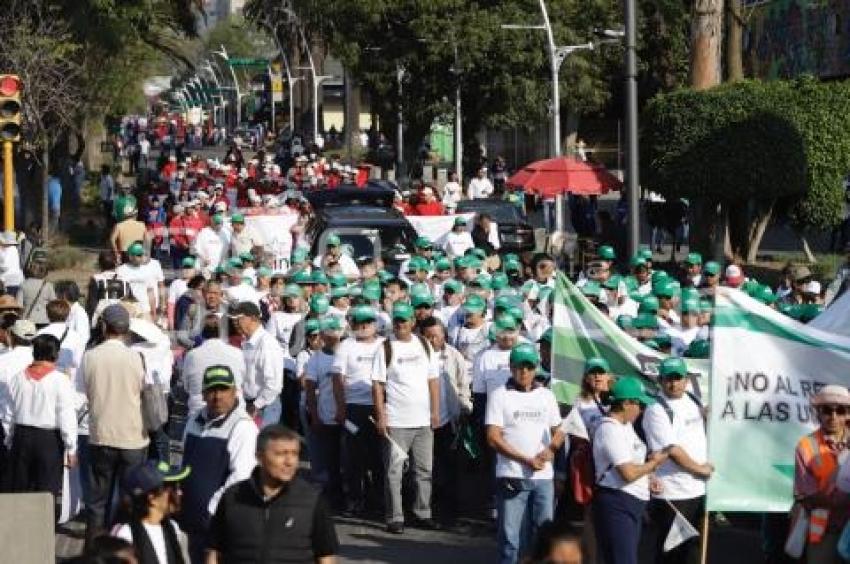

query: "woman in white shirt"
left=592, top=376, right=668, bottom=564
left=576, top=357, right=613, bottom=437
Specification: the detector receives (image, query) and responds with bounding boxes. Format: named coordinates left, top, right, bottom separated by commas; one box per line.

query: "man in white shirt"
left=485, top=343, right=564, bottom=564
left=313, top=233, right=360, bottom=280
left=1, top=333, right=77, bottom=501
left=193, top=214, right=230, bottom=277
left=229, top=213, right=265, bottom=258
left=472, top=314, right=520, bottom=398
left=117, top=241, right=164, bottom=320
left=167, top=257, right=197, bottom=327
left=37, top=300, right=85, bottom=378
left=467, top=167, right=494, bottom=200
left=330, top=305, right=385, bottom=515
left=442, top=217, right=474, bottom=258
left=441, top=171, right=463, bottom=208
left=640, top=357, right=713, bottom=564
left=182, top=314, right=246, bottom=415
left=230, top=301, right=284, bottom=427
left=0, top=232, right=24, bottom=295
left=372, top=302, right=440, bottom=534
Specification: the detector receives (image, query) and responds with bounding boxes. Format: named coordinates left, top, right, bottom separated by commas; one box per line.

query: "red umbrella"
left=507, top=156, right=622, bottom=198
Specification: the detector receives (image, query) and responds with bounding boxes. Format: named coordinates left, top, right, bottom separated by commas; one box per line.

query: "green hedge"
left=642, top=76, right=850, bottom=230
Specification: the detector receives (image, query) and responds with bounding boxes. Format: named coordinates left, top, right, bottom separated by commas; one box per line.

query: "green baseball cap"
left=321, top=316, right=343, bottom=332
left=630, top=255, right=648, bottom=269
left=638, top=247, right=654, bottom=261
left=598, top=245, right=616, bottom=260
left=414, top=236, right=432, bottom=249
left=653, top=281, right=676, bottom=299
left=470, top=274, right=491, bottom=290
left=330, top=286, right=349, bottom=299
left=581, top=280, right=602, bottom=298
left=633, top=312, right=659, bottom=330
left=454, top=216, right=468, bottom=226
left=470, top=248, right=487, bottom=261
left=226, top=257, right=243, bottom=270
left=311, top=270, right=329, bottom=285
left=435, top=257, right=452, bottom=271
left=329, top=273, right=348, bottom=288
left=681, top=287, right=700, bottom=303
left=257, top=266, right=272, bottom=278
left=378, top=269, right=395, bottom=284
left=704, top=261, right=721, bottom=276
left=755, top=284, right=777, bottom=305
left=463, top=294, right=486, bottom=314
left=603, top=275, right=622, bottom=290
left=305, top=318, right=322, bottom=335
left=494, top=295, right=518, bottom=311
left=507, top=305, right=524, bottom=324
left=181, top=256, right=196, bottom=268
left=651, top=270, right=669, bottom=285
left=239, top=252, right=254, bottom=263
left=309, top=294, right=330, bottom=314
left=638, top=295, right=660, bottom=314
left=659, top=357, right=689, bottom=379
left=283, top=283, right=303, bottom=298
left=202, top=365, right=236, bottom=391
left=326, top=233, right=341, bottom=247
left=362, top=284, right=381, bottom=301
left=493, top=314, right=518, bottom=333
left=411, top=293, right=435, bottom=308
left=509, top=342, right=540, bottom=366
left=490, top=272, right=509, bottom=291
left=684, top=339, right=710, bottom=359
left=443, top=279, right=463, bottom=294
left=685, top=252, right=703, bottom=265
left=392, top=302, right=415, bottom=321
left=349, top=305, right=377, bottom=323
left=231, top=212, right=245, bottom=224
left=212, top=213, right=224, bottom=225
left=681, top=298, right=700, bottom=314
left=408, top=256, right=429, bottom=273
left=585, top=356, right=610, bottom=374
left=503, top=259, right=521, bottom=273
left=292, top=270, right=313, bottom=285
left=127, top=242, right=145, bottom=256
left=410, top=282, right=430, bottom=297
left=610, top=376, right=655, bottom=405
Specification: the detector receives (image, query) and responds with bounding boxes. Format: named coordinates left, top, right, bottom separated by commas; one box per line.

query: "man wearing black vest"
left=207, top=425, right=339, bottom=563
left=179, top=365, right=257, bottom=563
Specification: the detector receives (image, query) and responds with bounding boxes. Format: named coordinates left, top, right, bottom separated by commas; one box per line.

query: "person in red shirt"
left=168, top=202, right=204, bottom=268
left=412, top=186, right=445, bottom=216
left=393, top=191, right=414, bottom=215
left=356, top=163, right=371, bottom=187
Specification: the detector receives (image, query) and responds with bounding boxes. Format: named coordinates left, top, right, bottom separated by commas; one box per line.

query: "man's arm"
left=253, top=340, right=284, bottom=411
left=428, top=378, right=440, bottom=430
left=331, top=374, right=346, bottom=425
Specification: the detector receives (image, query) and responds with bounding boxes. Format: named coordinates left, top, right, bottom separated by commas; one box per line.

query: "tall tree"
left=690, top=0, right=724, bottom=89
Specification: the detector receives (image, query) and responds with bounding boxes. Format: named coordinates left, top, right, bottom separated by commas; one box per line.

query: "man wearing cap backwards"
left=443, top=216, right=475, bottom=259
left=330, top=305, right=386, bottom=516
left=193, top=214, right=230, bottom=277
left=180, top=365, right=258, bottom=563
left=372, top=302, right=441, bottom=534
left=207, top=425, right=339, bottom=563
left=639, top=358, right=713, bottom=564
left=228, top=212, right=265, bottom=260
left=117, top=240, right=166, bottom=321
left=313, top=233, right=360, bottom=280
left=82, top=304, right=149, bottom=543
left=485, top=343, right=566, bottom=564
left=793, top=384, right=850, bottom=562
left=230, top=301, right=285, bottom=428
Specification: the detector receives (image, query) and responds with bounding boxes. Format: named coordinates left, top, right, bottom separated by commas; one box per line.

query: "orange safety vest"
left=797, top=430, right=840, bottom=542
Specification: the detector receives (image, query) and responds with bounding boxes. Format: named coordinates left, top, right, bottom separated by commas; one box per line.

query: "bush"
left=47, top=245, right=90, bottom=271
left=642, top=77, right=850, bottom=231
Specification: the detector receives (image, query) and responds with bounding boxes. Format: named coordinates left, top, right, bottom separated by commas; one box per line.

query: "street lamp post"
left=502, top=0, right=594, bottom=236
left=213, top=45, right=243, bottom=128
left=264, top=20, right=304, bottom=135
left=623, top=1, right=640, bottom=257
left=294, top=25, right=332, bottom=146
left=396, top=65, right=405, bottom=178
left=202, top=62, right=223, bottom=127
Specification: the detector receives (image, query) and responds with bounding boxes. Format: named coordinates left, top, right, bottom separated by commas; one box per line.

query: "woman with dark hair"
left=592, top=377, right=668, bottom=564
left=112, top=461, right=191, bottom=564
left=525, top=521, right=584, bottom=564
left=17, top=260, right=56, bottom=327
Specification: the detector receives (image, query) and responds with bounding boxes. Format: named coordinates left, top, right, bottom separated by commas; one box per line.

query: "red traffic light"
left=0, top=76, right=20, bottom=97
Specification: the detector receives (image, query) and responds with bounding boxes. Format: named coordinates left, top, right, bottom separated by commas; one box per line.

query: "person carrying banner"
left=639, top=357, right=713, bottom=564
left=592, top=376, right=668, bottom=564
left=793, top=384, right=850, bottom=563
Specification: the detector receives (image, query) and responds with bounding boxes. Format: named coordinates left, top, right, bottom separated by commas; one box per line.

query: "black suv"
left=456, top=198, right=536, bottom=253
left=305, top=184, right=418, bottom=272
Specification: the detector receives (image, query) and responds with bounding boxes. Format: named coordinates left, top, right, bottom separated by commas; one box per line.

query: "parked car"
left=456, top=198, right=536, bottom=253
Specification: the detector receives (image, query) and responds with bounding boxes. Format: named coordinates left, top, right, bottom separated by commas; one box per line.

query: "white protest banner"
left=707, top=287, right=850, bottom=512
left=227, top=208, right=299, bottom=271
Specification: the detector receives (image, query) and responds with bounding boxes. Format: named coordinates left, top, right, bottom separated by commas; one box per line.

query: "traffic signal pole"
left=3, top=140, right=13, bottom=231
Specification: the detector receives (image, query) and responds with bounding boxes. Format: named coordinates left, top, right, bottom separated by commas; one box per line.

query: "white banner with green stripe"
left=707, top=288, right=850, bottom=512
left=550, top=272, right=709, bottom=405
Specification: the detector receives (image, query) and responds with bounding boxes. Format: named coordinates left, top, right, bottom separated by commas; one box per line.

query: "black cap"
left=202, top=365, right=236, bottom=391
left=227, top=301, right=262, bottom=319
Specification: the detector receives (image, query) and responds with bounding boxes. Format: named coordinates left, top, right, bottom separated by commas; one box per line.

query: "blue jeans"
left=496, top=477, right=554, bottom=564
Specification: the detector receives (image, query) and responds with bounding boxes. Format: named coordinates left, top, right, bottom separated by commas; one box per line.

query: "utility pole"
left=624, top=0, right=640, bottom=257
left=396, top=64, right=405, bottom=180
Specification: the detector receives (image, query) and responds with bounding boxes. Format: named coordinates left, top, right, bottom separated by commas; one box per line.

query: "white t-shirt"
left=331, top=338, right=383, bottom=406
left=117, top=261, right=163, bottom=312
left=593, top=417, right=649, bottom=500
left=114, top=520, right=187, bottom=564
left=472, top=347, right=512, bottom=394
left=642, top=394, right=708, bottom=500
left=450, top=323, right=490, bottom=363
left=266, top=311, right=303, bottom=352
left=167, top=278, right=188, bottom=305
left=304, top=350, right=337, bottom=425
left=312, top=253, right=360, bottom=279
left=485, top=385, right=561, bottom=479
left=371, top=336, right=439, bottom=428
left=576, top=397, right=607, bottom=439
left=443, top=231, right=474, bottom=258
left=442, top=181, right=463, bottom=206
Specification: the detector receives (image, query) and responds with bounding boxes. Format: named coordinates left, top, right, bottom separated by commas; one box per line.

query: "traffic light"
left=0, top=75, right=22, bottom=142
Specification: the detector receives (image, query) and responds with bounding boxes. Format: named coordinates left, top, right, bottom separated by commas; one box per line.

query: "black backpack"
left=95, top=273, right=130, bottom=301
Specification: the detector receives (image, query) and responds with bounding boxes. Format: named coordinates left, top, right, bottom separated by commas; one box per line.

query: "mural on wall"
left=745, top=0, right=850, bottom=79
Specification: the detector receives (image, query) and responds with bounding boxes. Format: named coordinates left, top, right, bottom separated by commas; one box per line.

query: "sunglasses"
left=819, top=406, right=848, bottom=416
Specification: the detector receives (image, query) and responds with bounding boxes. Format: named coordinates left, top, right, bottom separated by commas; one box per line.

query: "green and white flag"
left=707, top=288, right=850, bottom=512
left=550, top=273, right=709, bottom=405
